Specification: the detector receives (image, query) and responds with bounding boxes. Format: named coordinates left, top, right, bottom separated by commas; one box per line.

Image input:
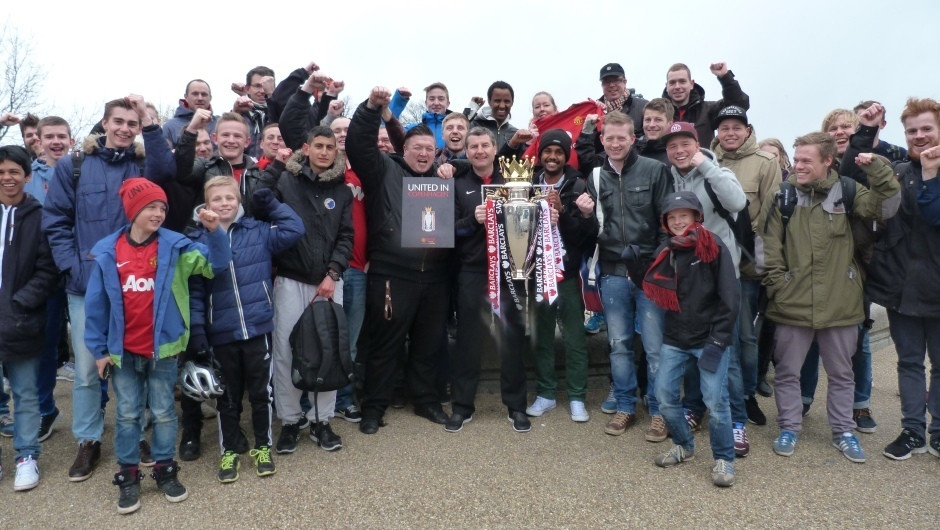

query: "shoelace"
left=650, top=416, right=666, bottom=432
left=713, top=460, right=732, bottom=474
left=221, top=452, right=238, bottom=470
left=779, top=432, right=796, bottom=446
left=734, top=426, right=746, bottom=443
left=667, top=445, right=687, bottom=461
left=250, top=447, right=272, bottom=465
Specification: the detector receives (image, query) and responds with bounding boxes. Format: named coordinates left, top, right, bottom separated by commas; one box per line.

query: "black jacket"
left=346, top=100, right=451, bottom=281
left=279, top=88, right=329, bottom=152
left=0, top=195, right=59, bottom=361
left=453, top=161, right=506, bottom=271
left=175, top=130, right=266, bottom=219
left=267, top=68, right=331, bottom=131
left=533, top=166, right=598, bottom=280
left=661, top=72, right=749, bottom=147
left=661, top=237, right=740, bottom=350
left=585, top=149, right=673, bottom=277
left=259, top=152, right=353, bottom=285
left=866, top=157, right=940, bottom=318
left=636, top=136, right=670, bottom=165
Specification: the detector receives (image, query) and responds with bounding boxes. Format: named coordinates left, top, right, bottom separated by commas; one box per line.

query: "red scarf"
left=642, top=223, right=719, bottom=311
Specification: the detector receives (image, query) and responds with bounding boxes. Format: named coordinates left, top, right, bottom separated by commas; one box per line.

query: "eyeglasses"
left=601, top=77, right=625, bottom=85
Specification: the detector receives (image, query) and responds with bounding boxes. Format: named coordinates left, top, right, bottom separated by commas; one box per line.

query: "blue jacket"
left=84, top=226, right=231, bottom=366
left=163, top=103, right=218, bottom=148
left=42, top=128, right=176, bottom=295
left=189, top=201, right=305, bottom=346
left=27, top=159, right=55, bottom=204
left=389, top=90, right=451, bottom=149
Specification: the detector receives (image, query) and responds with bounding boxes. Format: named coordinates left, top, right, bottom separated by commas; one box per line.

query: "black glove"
left=183, top=332, right=210, bottom=364
left=620, top=244, right=640, bottom=264
left=251, top=188, right=278, bottom=217
left=698, top=340, right=725, bottom=373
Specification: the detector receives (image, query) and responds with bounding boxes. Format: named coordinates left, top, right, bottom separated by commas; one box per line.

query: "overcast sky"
left=5, top=0, right=940, bottom=152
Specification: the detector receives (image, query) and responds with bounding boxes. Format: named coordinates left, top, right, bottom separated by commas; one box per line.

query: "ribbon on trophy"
left=533, top=199, right=565, bottom=305
left=494, top=199, right=523, bottom=312
left=485, top=198, right=501, bottom=316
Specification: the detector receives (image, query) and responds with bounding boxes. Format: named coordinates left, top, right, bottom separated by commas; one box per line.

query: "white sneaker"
left=56, top=362, right=76, bottom=382
left=570, top=401, right=589, bottom=422
left=525, top=396, right=556, bottom=417
left=14, top=455, right=39, bottom=491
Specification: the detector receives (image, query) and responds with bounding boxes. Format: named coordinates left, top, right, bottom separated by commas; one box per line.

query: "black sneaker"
left=853, top=408, right=877, bottom=433
left=883, top=429, right=927, bottom=460
left=152, top=460, right=188, bottom=503
left=310, top=421, right=343, bottom=451
left=930, top=436, right=940, bottom=458
left=444, top=413, right=472, bottom=433
left=276, top=421, right=302, bottom=454
left=218, top=450, right=240, bottom=483
left=802, top=403, right=811, bottom=417
left=508, top=411, right=531, bottom=433
left=37, top=407, right=60, bottom=442
left=250, top=445, right=276, bottom=477
left=335, top=405, right=362, bottom=423
left=359, top=417, right=381, bottom=435
left=139, top=440, right=155, bottom=467
left=113, top=466, right=142, bottom=515
left=178, top=430, right=201, bottom=461
left=745, top=396, right=767, bottom=426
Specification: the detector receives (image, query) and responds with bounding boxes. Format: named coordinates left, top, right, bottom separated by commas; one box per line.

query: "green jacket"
left=757, top=157, right=900, bottom=329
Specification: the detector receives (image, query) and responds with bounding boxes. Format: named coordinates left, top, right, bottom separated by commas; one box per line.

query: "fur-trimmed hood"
left=82, top=133, right=145, bottom=159
left=284, top=149, right=346, bottom=182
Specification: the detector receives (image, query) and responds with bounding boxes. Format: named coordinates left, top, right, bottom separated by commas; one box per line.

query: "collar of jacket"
left=285, top=149, right=346, bottom=182
left=793, top=169, right=839, bottom=194
left=710, top=128, right=759, bottom=160
left=83, top=134, right=145, bottom=159
left=603, top=146, right=640, bottom=175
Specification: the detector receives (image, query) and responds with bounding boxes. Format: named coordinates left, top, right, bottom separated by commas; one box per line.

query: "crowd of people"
left=0, top=58, right=938, bottom=512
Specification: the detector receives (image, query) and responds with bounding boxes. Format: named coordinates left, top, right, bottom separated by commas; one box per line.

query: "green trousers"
left=532, top=277, right=589, bottom=401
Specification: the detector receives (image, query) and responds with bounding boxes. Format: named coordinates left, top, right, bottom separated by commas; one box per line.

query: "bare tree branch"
left=399, top=100, right=426, bottom=126
left=0, top=22, right=46, bottom=143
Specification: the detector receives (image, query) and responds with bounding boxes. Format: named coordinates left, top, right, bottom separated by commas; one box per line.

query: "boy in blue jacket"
left=189, top=176, right=304, bottom=483
left=85, top=178, right=231, bottom=514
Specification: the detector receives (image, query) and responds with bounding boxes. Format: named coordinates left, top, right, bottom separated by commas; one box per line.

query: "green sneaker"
left=250, top=445, right=276, bottom=477
left=218, top=451, right=239, bottom=483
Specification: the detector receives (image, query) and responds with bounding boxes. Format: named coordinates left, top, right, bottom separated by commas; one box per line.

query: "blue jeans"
left=684, top=316, right=742, bottom=423
left=336, top=267, right=366, bottom=410
left=800, top=324, right=872, bottom=408
left=1, top=355, right=42, bottom=461
left=0, top=362, right=9, bottom=416
left=657, top=344, right=734, bottom=462
left=600, top=275, right=665, bottom=414
left=112, top=355, right=178, bottom=466
left=69, top=294, right=107, bottom=443
left=38, top=287, right=66, bottom=416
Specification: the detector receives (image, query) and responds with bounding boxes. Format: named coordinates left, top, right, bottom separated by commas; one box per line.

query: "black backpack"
left=70, top=151, right=146, bottom=184
left=764, top=176, right=857, bottom=244
left=703, top=180, right=754, bottom=260
left=289, top=298, right=354, bottom=394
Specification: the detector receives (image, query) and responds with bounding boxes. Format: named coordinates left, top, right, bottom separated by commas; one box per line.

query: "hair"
left=466, top=126, right=496, bottom=147
left=185, top=78, right=212, bottom=96
left=217, top=111, right=250, bottom=133
left=19, top=113, right=39, bottom=135
left=899, top=97, right=940, bottom=126
left=145, top=102, right=159, bottom=122
left=403, top=123, right=434, bottom=145
left=487, top=81, right=514, bottom=102
left=853, top=100, right=880, bottom=114
left=531, top=91, right=556, bottom=109
left=102, top=98, right=134, bottom=121
left=821, top=109, right=858, bottom=133
left=37, top=116, right=72, bottom=138
left=246, top=66, right=275, bottom=85
left=442, top=112, right=469, bottom=128
left=424, top=82, right=449, bottom=100
left=262, top=122, right=281, bottom=135
left=793, top=132, right=837, bottom=162
left=203, top=176, right=241, bottom=203
left=644, top=98, right=675, bottom=119
left=667, top=63, right=691, bottom=80
left=305, top=125, right=335, bottom=143
left=0, top=145, right=32, bottom=176
left=602, top=110, right=635, bottom=136
left=758, top=138, right=792, bottom=171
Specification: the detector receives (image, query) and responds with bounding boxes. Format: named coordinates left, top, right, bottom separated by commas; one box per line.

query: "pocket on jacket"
left=628, top=184, right=652, bottom=208
left=77, top=183, right=109, bottom=222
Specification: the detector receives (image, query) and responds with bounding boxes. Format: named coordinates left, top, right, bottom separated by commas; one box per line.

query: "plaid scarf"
left=642, top=223, right=719, bottom=311
left=604, top=95, right=627, bottom=114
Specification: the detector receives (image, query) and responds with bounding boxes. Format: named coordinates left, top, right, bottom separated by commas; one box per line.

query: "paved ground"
left=0, top=342, right=936, bottom=528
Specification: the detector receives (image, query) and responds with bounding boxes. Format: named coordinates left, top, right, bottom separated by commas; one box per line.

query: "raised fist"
left=690, top=151, right=708, bottom=168
left=0, top=113, right=20, bottom=127
left=397, top=87, right=412, bottom=99
left=709, top=62, right=729, bottom=77
left=327, top=80, right=345, bottom=96
left=198, top=208, right=221, bottom=232
left=124, top=94, right=149, bottom=120
left=328, top=100, right=345, bottom=117
left=471, top=96, right=485, bottom=107
left=230, top=82, right=246, bottom=96
left=575, top=192, right=595, bottom=218
left=304, top=61, right=320, bottom=74
left=233, top=96, right=254, bottom=113
left=858, top=103, right=885, bottom=128
left=369, top=87, right=392, bottom=109
left=276, top=147, right=293, bottom=163
left=187, top=108, right=213, bottom=132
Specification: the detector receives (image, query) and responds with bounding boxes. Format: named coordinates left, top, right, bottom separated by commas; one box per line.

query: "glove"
left=620, top=244, right=640, bottom=264
left=698, top=340, right=725, bottom=373
left=183, top=332, right=210, bottom=364
left=251, top=188, right=278, bottom=217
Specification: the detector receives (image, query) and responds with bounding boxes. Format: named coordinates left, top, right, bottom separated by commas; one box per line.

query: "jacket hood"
left=285, top=149, right=346, bottom=182
left=661, top=82, right=706, bottom=108
left=661, top=190, right=704, bottom=228
left=82, top=133, right=145, bottom=159
left=173, top=103, right=194, bottom=119
left=4, top=193, right=42, bottom=217
left=710, top=125, right=759, bottom=159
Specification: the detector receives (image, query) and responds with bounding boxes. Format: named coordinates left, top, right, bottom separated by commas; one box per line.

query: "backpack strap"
left=769, top=181, right=798, bottom=246
left=839, top=176, right=857, bottom=214
left=703, top=179, right=734, bottom=225
left=71, top=151, right=85, bottom=187
left=587, top=167, right=603, bottom=286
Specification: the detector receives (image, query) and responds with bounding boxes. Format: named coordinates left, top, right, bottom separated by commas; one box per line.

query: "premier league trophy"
left=482, top=156, right=545, bottom=280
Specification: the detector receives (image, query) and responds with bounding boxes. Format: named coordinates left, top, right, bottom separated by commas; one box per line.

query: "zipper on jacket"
left=227, top=227, right=249, bottom=339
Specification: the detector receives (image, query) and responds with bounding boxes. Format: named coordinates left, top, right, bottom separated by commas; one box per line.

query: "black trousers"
left=360, top=273, right=449, bottom=420
left=451, top=271, right=527, bottom=416
left=209, top=335, right=273, bottom=450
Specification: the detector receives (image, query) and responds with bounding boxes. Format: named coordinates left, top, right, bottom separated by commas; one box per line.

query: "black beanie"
left=538, top=129, right=571, bottom=162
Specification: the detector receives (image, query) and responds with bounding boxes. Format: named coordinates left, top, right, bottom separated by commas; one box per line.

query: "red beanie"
left=119, top=178, right=167, bottom=221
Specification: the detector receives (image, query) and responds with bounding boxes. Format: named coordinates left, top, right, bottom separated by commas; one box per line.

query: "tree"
left=0, top=23, right=45, bottom=144
left=399, top=100, right=426, bottom=126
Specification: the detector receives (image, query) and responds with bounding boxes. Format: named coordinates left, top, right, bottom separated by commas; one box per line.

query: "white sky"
left=5, top=0, right=940, bottom=152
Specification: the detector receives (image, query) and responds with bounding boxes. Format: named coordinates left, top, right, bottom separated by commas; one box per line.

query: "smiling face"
left=601, top=75, right=626, bottom=101
left=102, top=107, right=141, bottom=149
left=303, top=134, right=338, bottom=172
left=260, top=126, right=283, bottom=159
left=38, top=124, right=74, bottom=164
left=403, top=134, right=436, bottom=174
left=330, top=118, right=350, bottom=152
left=195, top=129, right=213, bottom=159
left=22, top=126, right=40, bottom=156
left=792, top=145, right=832, bottom=185
left=540, top=144, right=567, bottom=176
left=247, top=74, right=267, bottom=104
left=532, top=94, right=557, bottom=120
left=467, top=133, right=496, bottom=175
left=666, top=208, right=697, bottom=236
left=643, top=109, right=671, bottom=141
left=0, top=159, right=29, bottom=206
left=666, top=69, right=693, bottom=107
left=826, top=115, right=857, bottom=156
left=132, top=201, right=166, bottom=235
left=425, top=88, right=449, bottom=115
left=600, top=123, right=635, bottom=163
left=716, top=119, right=749, bottom=152
left=377, top=127, right=393, bottom=153
left=489, top=88, right=513, bottom=123
left=205, top=183, right=241, bottom=225
left=903, top=111, right=940, bottom=160
left=212, top=120, right=250, bottom=163
left=443, top=118, right=468, bottom=153
left=666, top=136, right=700, bottom=173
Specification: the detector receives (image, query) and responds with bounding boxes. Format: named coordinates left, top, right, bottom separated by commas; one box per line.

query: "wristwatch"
left=327, top=269, right=341, bottom=282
